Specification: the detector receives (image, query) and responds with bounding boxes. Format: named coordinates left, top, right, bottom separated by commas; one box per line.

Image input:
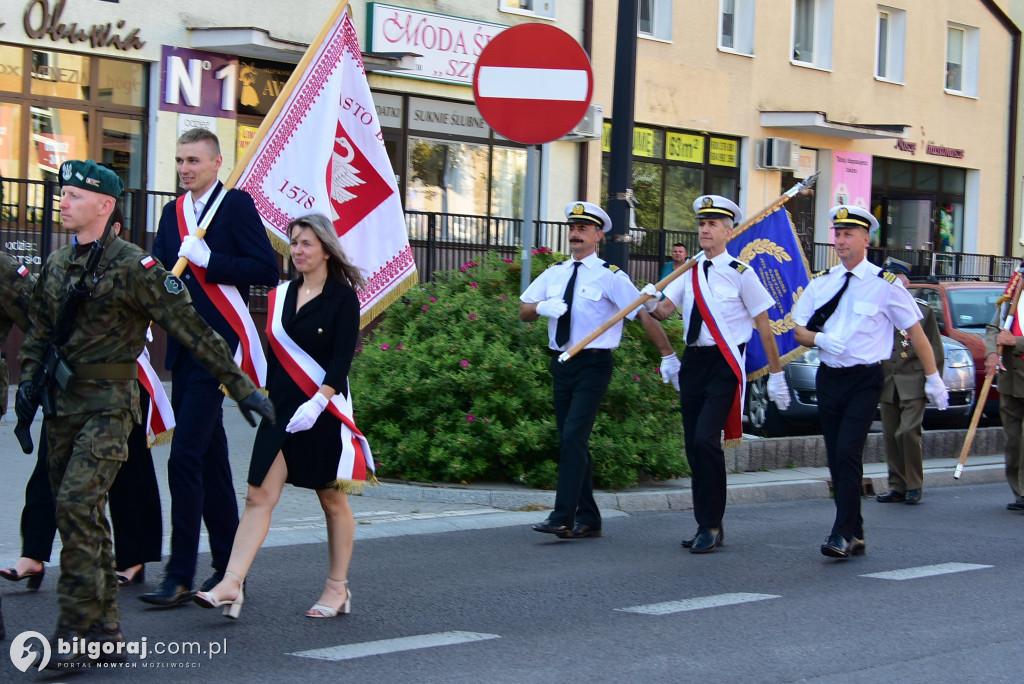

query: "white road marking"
left=860, top=562, right=993, bottom=581
left=616, top=593, right=781, bottom=616
left=476, top=66, right=589, bottom=100
left=289, top=631, right=500, bottom=662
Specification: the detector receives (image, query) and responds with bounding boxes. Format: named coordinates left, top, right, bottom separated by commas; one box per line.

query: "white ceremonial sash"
left=137, top=346, right=174, bottom=445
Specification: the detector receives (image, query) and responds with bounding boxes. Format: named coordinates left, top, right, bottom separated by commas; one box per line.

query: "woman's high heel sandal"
left=193, top=571, right=244, bottom=619
left=0, top=565, right=45, bottom=591
left=306, top=578, right=350, bottom=618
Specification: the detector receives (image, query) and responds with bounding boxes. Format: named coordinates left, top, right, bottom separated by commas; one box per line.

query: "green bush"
left=350, top=249, right=688, bottom=490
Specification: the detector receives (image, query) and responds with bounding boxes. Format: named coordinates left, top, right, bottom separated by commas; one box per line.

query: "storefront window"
left=888, top=160, right=912, bottom=188
left=664, top=165, right=702, bottom=230
left=942, top=167, right=966, bottom=193
left=916, top=163, right=939, bottom=192
left=31, top=51, right=90, bottom=101
left=406, top=137, right=490, bottom=218
left=97, top=59, right=146, bottom=107
left=489, top=145, right=525, bottom=219
left=101, top=116, right=144, bottom=192
left=0, top=103, right=20, bottom=176
left=0, top=45, right=24, bottom=93
left=28, top=107, right=87, bottom=181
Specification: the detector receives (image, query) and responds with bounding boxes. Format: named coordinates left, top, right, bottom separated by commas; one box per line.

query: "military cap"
left=830, top=204, right=879, bottom=232
left=565, top=201, right=611, bottom=231
left=60, top=159, right=123, bottom=198
left=693, top=195, right=743, bottom=225
left=882, top=257, right=911, bottom=277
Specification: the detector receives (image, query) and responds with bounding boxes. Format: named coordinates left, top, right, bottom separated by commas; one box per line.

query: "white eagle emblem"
left=330, top=136, right=366, bottom=206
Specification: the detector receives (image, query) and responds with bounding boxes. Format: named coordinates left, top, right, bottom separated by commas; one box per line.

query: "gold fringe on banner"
left=328, top=472, right=381, bottom=494
left=724, top=437, right=743, bottom=449
left=359, top=272, right=418, bottom=330
left=747, top=345, right=811, bottom=382
left=147, top=428, right=174, bottom=449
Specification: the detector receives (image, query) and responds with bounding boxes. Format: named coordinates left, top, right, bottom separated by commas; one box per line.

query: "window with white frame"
left=792, top=0, right=833, bottom=69
left=876, top=5, right=906, bottom=82
left=946, top=22, right=979, bottom=96
left=499, top=0, right=555, bottom=19
left=638, top=0, right=672, bottom=42
left=719, top=0, right=755, bottom=55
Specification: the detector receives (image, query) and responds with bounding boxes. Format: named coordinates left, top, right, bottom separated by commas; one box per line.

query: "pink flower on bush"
left=633, top=374, right=640, bottom=381
left=396, top=344, right=404, bottom=351
left=465, top=414, right=476, bottom=422
left=381, top=344, right=390, bottom=350
left=469, top=282, right=478, bottom=288
left=421, top=305, right=429, bottom=311
left=356, top=345, right=363, bottom=352
left=429, top=297, right=437, bottom=302
left=468, top=313, right=476, bottom=320
left=531, top=248, right=539, bottom=255
left=460, top=360, right=470, bottom=367
left=503, top=258, right=513, bottom=264
left=499, top=295, right=508, bottom=301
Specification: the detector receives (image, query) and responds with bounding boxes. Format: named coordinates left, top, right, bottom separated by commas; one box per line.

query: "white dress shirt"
left=662, top=250, right=775, bottom=346
left=792, top=257, right=922, bottom=367
left=192, top=183, right=218, bottom=220
left=521, top=251, right=642, bottom=351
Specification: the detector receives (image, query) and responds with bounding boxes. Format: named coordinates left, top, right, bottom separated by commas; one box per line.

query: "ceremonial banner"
left=728, top=208, right=811, bottom=379
left=234, top=4, right=416, bottom=327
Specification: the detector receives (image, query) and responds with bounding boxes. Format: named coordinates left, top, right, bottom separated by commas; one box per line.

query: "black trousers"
left=679, top=346, right=738, bottom=530
left=165, top=355, right=237, bottom=586
left=816, top=363, right=884, bottom=541
left=19, top=392, right=163, bottom=571
left=547, top=350, right=613, bottom=528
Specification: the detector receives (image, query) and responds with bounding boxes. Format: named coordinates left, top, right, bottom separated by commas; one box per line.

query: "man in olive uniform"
left=17, top=160, right=275, bottom=669
left=986, top=299, right=1024, bottom=511
left=876, top=258, right=943, bottom=506
left=0, top=251, right=35, bottom=640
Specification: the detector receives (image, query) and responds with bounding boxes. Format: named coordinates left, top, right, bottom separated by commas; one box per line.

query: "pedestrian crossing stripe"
left=289, top=631, right=500, bottom=662
left=616, top=593, right=781, bottom=616
left=859, top=562, right=993, bottom=581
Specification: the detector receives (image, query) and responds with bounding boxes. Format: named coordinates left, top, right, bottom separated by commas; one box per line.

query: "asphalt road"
left=1, top=482, right=1021, bottom=682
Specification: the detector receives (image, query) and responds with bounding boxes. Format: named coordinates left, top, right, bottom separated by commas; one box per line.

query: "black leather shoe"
left=904, top=489, right=921, bottom=505
left=820, top=534, right=850, bottom=558
left=876, top=490, right=906, bottom=503
left=690, top=527, right=723, bottom=554
left=138, top=577, right=192, bottom=608
left=532, top=520, right=571, bottom=535
left=849, top=537, right=866, bottom=556
left=680, top=532, right=697, bottom=548
left=1008, top=498, right=1024, bottom=511
left=557, top=523, right=601, bottom=539
left=199, top=570, right=225, bottom=594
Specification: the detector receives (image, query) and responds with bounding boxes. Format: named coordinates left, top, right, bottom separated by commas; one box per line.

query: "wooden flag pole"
left=557, top=172, right=819, bottom=364
left=954, top=264, right=1024, bottom=478
left=170, top=0, right=351, bottom=277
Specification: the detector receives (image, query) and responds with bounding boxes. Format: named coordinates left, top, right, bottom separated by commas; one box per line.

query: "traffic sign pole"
left=520, top=144, right=539, bottom=293
left=605, top=0, right=639, bottom=271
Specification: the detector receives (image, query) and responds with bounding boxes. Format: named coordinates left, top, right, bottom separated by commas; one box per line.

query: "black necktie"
left=806, top=272, right=853, bottom=332
left=686, top=260, right=712, bottom=346
left=555, top=261, right=582, bottom=348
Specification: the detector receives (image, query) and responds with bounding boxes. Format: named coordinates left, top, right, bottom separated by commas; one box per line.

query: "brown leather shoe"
left=532, top=520, right=570, bottom=535
left=557, top=523, right=601, bottom=539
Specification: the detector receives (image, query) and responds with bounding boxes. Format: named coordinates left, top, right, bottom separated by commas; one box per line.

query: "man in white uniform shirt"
left=793, top=205, right=948, bottom=559
left=520, top=201, right=680, bottom=539
left=643, top=195, right=790, bottom=554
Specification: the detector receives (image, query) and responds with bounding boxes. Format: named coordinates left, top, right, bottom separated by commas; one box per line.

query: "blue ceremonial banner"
left=729, top=208, right=811, bottom=378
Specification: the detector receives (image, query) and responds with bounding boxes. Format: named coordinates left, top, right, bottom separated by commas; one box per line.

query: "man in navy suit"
left=141, top=128, right=279, bottom=607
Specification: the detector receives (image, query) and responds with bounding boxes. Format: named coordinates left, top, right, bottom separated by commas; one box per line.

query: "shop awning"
left=760, top=111, right=909, bottom=140
left=187, top=27, right=420, bottom=71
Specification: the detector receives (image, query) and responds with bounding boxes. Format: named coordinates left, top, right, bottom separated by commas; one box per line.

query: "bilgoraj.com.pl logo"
left=9, top=630, right=225, bottom=670
left=9, top=631, right=50, bottom=672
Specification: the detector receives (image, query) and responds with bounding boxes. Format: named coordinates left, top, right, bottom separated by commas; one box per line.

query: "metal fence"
left=809, top=242, right=1017, bottom=282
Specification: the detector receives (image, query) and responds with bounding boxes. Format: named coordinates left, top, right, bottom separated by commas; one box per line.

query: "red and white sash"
left=137, top=346, right=175, bottom=446
left=265, top=282, right=375, bottom=487
left=692, top=261, right=746, bottom=446
left=175, top=189, right=267, bottom=387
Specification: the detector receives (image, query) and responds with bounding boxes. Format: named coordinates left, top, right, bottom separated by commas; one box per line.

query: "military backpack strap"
left=729, top=259, right=748, bottom=274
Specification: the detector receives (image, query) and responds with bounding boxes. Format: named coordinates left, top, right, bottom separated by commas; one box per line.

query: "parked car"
left=904, top=281, right=1004, bottom=417
left=745, top=336, right=976, bottom=437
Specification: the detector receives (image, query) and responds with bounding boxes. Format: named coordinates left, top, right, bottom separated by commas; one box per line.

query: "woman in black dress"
left=195, top=213, right=366, bottom=619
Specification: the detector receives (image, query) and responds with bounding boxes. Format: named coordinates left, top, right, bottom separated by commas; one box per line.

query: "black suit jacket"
left=153, top=182, right=280, bottom=370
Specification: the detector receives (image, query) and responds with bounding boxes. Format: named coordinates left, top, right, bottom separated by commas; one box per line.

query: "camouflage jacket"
left=19, top=230, right=256, bottom=417
left=0, top=253, right=35, bottom=409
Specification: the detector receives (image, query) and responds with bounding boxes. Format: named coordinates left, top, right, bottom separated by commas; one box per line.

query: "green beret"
left=59, top=159, right=123, bottom=198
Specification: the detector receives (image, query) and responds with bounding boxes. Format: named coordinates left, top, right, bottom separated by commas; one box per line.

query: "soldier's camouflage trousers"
left=45, top=409, right=130, bottom=631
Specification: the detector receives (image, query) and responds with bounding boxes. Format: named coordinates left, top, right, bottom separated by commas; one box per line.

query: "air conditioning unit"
left=759, top=137, right=800, bottom=171
left=560, top=103, right=603, bottom=141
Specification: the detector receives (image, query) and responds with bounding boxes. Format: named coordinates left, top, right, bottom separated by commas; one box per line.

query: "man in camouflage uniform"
left=17, top=160, right=275, bottom=669
left=0, top=251, right=34, bottom=641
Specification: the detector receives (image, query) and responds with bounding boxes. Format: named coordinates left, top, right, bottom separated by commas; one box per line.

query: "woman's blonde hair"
left=287, top=213, right=365, bottom=290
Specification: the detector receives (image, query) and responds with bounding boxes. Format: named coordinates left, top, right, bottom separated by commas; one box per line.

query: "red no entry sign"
left=473, top=23, right=594, bottom=145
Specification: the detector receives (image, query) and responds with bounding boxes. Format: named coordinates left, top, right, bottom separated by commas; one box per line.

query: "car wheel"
left=746, top=376, right=789, bottom=437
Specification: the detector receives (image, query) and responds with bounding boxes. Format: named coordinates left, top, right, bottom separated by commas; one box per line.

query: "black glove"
left=14, top=381, right=38, bottom=454
left=238, top=391, right=275, bottom=427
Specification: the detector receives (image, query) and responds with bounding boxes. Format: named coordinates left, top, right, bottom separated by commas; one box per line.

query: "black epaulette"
left=729, top=260, right=748, bottom=274
left=878, top=271, right=898, bottom=284
left=812, top=269, right=829, bottom=279
left=603, top=263, right=624, bottom=275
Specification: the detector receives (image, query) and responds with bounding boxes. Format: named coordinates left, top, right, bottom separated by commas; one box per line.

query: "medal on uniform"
left=899, top=330, right=909, bottom=358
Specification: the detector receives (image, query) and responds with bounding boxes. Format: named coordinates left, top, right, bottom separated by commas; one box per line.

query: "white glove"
left=925, top=372, right=949, bottom=411
left=285, top=392, right=329, bottom=433
left=660, top=353, right=680, bottom=391
left=535, top=298, right=568, bottom=319
left=145, top=326, right=154, bottom=343
left=767, top=371, right=791, bottom=410
left=640, top=283, right=661, bottom=313
left=178, top=235, right=212, bottom=268
left=814, top=332, right=846, bottom=356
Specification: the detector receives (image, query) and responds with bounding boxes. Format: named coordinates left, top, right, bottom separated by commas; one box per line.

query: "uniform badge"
left=16, top=265, right=28, bottom=278
left=164, top=274, right=185, bottom=295
left=61, top=162, right=73, bottom=181
left=140, top=256, right=156, bottom=270
left=836, top=207, right=849, bottom=220
left=702, top=197, right=714, bottom=208
left=572, top=203, right=585, bottom=215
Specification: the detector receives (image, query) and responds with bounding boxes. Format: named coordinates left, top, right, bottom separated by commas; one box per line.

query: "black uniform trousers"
left=547, top=349, right=613, bottom=528
left=679, top=345, right=738, bottom=530
left=165, top=354, right=237, bottom=586
left=19, top=392, right=163, bottom=570
left=816, top=363, right=884, bottom=541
